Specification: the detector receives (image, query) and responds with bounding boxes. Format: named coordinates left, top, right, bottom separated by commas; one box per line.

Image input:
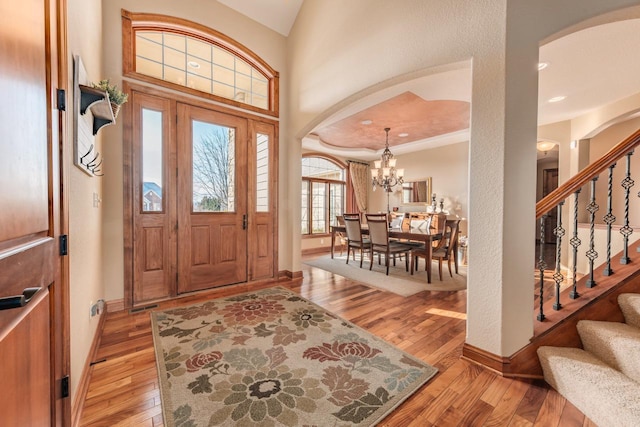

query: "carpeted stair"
left=537, top=293, right=640, bottom=427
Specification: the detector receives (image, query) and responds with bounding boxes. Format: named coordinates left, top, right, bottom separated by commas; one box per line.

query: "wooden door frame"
left=123, top=82, right=279, bottom=309
left=53, top=0, right=71, bottom=424
left=542, top=168, right=559, bottom=197
left=0, top=0, right=68, bottom=423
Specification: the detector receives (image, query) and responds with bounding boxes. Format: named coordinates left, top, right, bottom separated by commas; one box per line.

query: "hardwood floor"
left=79, top=257, right=594, bottom=426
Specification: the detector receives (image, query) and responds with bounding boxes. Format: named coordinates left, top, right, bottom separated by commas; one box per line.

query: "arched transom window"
left=122, top=10, right=279, bottom=116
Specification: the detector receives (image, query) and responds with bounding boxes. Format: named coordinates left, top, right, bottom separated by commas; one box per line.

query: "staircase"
left=522, top=129, right=640, bottom=425
left=537, top=293, right=640, bottom=427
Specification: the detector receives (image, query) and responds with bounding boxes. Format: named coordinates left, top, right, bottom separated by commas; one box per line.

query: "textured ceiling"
left=312, top=92, right=470, bottom=150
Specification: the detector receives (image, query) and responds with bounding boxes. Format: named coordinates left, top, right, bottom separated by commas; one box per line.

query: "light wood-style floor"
left=79, top=257, right=595, bottom=426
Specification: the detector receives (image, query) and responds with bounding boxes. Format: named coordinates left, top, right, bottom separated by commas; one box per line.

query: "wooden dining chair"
left=412, top=219, right=460, bottom=280
left=342, top=213, right=370, bottom=267
left=433, top=219, right=461, bottom=279
left=430, top=213, right=447, bottom=249
left=365, top=214, right=413, bottom=275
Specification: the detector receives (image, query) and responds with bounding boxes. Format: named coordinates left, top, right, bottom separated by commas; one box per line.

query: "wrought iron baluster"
left=537, top=214, right=547, bottom=321
left=553, top=202, right=565, bottom=310
left=602, top=164, right=616, bottom=276
left=569, top=190, right=581, bottom=299
left=585, top=178, right=599, bottom=288
left=621, top=151, right=634, bottom=263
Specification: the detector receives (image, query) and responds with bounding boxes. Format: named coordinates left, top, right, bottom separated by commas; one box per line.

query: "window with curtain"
left=301, top=156, right=346, bottom=235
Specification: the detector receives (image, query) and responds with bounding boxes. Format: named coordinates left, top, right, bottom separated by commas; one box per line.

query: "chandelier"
left=371, top=127, right=404, bottom=193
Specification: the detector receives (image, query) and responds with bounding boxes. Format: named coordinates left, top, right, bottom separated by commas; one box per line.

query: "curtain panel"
left=348, top=162, right=369, bottom=213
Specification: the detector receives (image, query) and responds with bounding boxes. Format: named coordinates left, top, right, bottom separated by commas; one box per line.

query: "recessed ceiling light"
left=548, top=96, right=566, bottom=103
left=187, top=61, right=201, bottom=69
left=361, top=120, right=373, bottom=125
left=537, top=62, right=549, bottom=71
left=398, top=133, right=409, bottom=137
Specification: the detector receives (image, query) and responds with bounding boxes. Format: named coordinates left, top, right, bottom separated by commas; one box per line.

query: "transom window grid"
left=135, top=31, right=269, bottom=110
left=122, top=10, right=279, bottom=117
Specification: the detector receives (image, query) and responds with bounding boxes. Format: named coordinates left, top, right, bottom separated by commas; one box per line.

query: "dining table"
left=330, top=225, right=442, bottom=283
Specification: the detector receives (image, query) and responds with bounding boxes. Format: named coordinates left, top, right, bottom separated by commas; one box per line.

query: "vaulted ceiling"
left=217, top=2, right=640, bottom=161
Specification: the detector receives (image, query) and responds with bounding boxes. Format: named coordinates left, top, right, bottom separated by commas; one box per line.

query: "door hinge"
left=61, top=376, right=69, bottom=398
left=56, top=89, right=66, bottom=111
left=59, top=235, right=68, bottom=256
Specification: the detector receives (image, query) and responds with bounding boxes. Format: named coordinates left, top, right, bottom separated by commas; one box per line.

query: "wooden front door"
left=177, top=103, right=248, bottom=292
left=129, top=87, right=277, bottom=305
left=0, top=0, right=67, bottom=425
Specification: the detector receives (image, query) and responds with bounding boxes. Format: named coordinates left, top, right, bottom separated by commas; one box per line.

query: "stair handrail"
left=536, top=128, right=640, bottom=218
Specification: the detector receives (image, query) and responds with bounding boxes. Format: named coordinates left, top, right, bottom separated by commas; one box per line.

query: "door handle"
left=242, top=214, right=248, bottom=230
left=0, top=287, right=42, bottom=311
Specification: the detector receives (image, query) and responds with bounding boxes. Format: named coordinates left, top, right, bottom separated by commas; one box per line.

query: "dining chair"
left=363, top=213, right=391, bottom=259
left=342, top=213, right=370, bottom=267
left=365, top=214, right=413, bottom=275
left=433, top=219, right=461, bottom=279
left=430, top=213, right=447, bottom=249
left=412, top=219, right=460, bottom=280
left=402, top=214, right=429, bottom=249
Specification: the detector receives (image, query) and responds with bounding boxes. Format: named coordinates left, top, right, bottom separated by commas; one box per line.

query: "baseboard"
left=278, top=270, right=303, bottom=280
left=301, top=247, right=331, bottom=256
left=71, top=309, right=107, bottom=427
left=106, top=298, right=124, bottom=312
left=461, top=343, right=510, bottom=376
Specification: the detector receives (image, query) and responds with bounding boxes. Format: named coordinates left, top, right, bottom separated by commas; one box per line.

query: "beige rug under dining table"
left=331, top=225, right=442, bottom=283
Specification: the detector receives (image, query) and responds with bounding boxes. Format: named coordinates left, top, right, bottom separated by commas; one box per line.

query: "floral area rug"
left=151, top=287, right=438, bottom=426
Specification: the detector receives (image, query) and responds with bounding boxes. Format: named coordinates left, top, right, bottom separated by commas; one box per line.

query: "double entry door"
left=129, top=90, right=276, bottom=305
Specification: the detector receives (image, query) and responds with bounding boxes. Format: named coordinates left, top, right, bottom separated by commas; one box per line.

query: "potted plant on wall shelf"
left=92, top=79, right=128, bottom=119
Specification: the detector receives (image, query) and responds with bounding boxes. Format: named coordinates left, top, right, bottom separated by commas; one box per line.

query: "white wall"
left=67, top=0, right=104, bottom=402
left=69, top=1, right=640, bottom=386
left=368, top=142, right=469, bottom=235
left=287, top=0, right=640, bottom=356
